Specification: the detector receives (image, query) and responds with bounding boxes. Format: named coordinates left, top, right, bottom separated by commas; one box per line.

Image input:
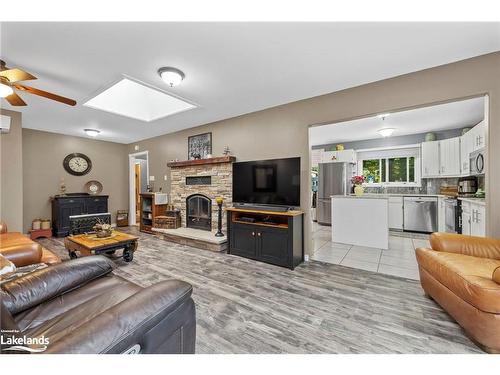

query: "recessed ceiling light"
left=378, top=128, right=395, bottom=137
left=84, top=129, right=100, bottom=137
left=377, top=113, right=391, bottom=119
left=0, top=82, right=13, bottom=98
left=158, top=67, right=185, bottom=87
left=83, top=78, right=196, bottom=122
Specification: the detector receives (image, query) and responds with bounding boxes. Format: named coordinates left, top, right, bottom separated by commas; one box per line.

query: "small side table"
left=30, top=228, right=53, bottom=240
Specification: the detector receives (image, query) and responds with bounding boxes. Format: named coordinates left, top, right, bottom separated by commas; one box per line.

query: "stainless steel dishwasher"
left=403, top=196, right=438, bottom=233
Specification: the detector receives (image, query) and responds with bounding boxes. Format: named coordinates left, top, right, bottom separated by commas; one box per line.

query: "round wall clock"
left=63, top=153, right=92, bottom=176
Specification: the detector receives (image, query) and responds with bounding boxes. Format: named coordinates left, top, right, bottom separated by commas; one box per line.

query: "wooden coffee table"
left=64, top=230, right=138, bottom=262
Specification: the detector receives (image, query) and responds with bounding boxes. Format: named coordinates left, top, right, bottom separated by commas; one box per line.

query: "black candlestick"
left=215, top=198, right=224, bottom=237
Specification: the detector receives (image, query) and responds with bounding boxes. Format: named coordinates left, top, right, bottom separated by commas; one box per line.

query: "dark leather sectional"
left=1, top=256, right=196, bottom=354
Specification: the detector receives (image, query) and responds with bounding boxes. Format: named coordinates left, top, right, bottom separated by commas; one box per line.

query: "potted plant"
left=351, top=175, right=366, bottom=196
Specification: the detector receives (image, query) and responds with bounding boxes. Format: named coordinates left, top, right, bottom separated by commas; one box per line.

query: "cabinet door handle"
left=252, top=232, right=255, bottom=236
left=257, top=232, right=261, bottom=237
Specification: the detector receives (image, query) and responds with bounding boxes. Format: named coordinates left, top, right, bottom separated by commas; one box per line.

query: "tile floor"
left=311, top=222, right=429, bottom=280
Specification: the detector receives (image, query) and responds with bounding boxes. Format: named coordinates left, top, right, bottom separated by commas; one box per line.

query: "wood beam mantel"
left=167, top=156, right=236, bottom=168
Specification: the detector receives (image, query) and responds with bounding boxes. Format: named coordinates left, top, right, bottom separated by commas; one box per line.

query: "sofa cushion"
left=17, top=274, right=142, bottom=343
left=416, top=248, right=500, bottom=313
left=0, top=254, right=16, bottom=275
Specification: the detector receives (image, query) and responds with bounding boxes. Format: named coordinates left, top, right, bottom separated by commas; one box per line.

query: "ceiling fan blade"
left=0, top=68, right=37, bottom=83
left=5, top=92, right=27, bottom=106
left=14, top=84, right=76, bottom=106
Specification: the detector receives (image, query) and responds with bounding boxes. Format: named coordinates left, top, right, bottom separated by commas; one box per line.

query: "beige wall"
left=0, top=109, right=23, bottom=232
left=128, top=52, right=500, bottom=255
left=23, top=129, right=129, bottom=232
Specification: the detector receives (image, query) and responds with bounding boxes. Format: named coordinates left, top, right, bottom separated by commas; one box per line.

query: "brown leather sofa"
left=0, top=221, right=61, bottom=266
left=416, top=232, right=500, bottom=353
left=1, top=256, right=196, bottom=354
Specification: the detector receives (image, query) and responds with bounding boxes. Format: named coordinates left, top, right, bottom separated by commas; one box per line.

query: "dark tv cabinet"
left=52, top=194, right=109, bottom=237
left=226, top=207, right=304, bottom=270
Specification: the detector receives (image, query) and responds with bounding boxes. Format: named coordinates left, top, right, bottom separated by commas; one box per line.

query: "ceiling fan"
left=0, top=60, right=76, bottom=106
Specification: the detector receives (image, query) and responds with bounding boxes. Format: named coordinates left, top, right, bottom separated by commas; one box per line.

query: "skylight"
left=83, top=78, right=196, bottom=122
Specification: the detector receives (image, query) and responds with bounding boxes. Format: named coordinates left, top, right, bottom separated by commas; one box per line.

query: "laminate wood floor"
left=37, top=227, right=482, bottom=354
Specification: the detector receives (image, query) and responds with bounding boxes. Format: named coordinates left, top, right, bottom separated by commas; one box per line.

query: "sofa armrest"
left=430, top=232, right=500, bottom=260
left=1, top=256, right=114, bottom=314
left=0, top=242, right=43, bottom=267
left=0, top=221, right=7, bottom=234
left=40, top=248, right=62, bottom=265
left=493, top=266, right=500, bottom=285
left=44, top=280, right=196, bottom=354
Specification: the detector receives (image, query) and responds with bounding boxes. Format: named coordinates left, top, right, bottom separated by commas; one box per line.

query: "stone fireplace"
left=186, top=194, right=212, bottom=231
left=168, top=156, right=235, bottom=232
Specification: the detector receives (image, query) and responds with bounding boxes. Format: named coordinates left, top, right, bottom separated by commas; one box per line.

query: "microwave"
left=470, top=149, right=485, bottom=175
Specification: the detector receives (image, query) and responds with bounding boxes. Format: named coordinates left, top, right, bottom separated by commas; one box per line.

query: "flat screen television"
left=232, top=157, right=300, bottom=207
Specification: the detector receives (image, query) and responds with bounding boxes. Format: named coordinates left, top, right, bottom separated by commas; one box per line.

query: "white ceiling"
left=1, top=22, right=499, bottom=144
left=309, top=96, right=485, bottom=146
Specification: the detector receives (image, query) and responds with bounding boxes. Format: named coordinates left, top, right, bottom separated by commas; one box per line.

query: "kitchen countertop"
left=458, top=197, right=486, bottom=205
left=331, top=193, right=445, bottom=199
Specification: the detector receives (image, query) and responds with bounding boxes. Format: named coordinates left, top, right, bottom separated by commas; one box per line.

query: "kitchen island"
left=331, top=195, right=389, bottom=249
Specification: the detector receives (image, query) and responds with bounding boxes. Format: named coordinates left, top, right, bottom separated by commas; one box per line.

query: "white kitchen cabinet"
left=469, top=121, right=486, bottom=152
left=461, top=201, right=472, bottom=236
left=460, top=133, right=473, bottom=176
left=438, top=197, right=446, bottom=232
left=321, top=149, right=356, bottom=163
left=388, top=196, right=403, bottom=230
left=421, top=141, right=440, bottom=177
left=470, top=203, right=486, bottom=237
left=439, top=137, right=460, bottom=177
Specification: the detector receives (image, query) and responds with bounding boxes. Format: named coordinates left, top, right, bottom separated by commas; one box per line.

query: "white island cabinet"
left=331, top=196, right=389, bottom=250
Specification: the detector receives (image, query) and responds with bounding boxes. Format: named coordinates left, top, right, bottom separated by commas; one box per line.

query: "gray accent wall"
left=0, top=109, right=23, bottom=232
left=22, top=129, right=129, bottom=232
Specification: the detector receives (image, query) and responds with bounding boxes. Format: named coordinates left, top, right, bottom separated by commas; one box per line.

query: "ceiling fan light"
left=378, top=128, right=395, bottom=137
left=0, top=83, right=14, bottom=98
left=84, top=129, right=100, bottom=137
left=158, top=67, right=185, bottom=87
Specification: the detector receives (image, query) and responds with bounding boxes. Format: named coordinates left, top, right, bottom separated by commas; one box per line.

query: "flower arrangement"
left=351, top=175, right=365, bottom=186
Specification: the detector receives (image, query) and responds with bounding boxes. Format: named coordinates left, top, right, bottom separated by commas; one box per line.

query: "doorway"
left=129, top=151, right=149, bottom=226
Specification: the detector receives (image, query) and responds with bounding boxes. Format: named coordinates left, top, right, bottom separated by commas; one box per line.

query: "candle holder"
left=215, top=197, right=224, bottom=237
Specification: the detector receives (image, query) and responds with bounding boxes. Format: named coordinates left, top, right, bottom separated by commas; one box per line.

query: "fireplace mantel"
left=167, top=156, right=236, bottom=168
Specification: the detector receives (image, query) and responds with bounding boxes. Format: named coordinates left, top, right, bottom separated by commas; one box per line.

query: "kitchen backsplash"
left=363, top=176, right=484, bottom=195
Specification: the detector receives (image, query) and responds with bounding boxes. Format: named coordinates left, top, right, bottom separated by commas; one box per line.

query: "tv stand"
left=226, top=207, right=304, bottom=269
left=233, top=203, right=292, bottom=212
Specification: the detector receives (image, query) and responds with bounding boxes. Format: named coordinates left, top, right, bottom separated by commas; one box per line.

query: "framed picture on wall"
left=188, top=132, right=212, bottom=160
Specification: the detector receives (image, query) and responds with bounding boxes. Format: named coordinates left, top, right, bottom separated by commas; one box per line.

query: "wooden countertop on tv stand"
left=225, top=207, right=304, bottom=216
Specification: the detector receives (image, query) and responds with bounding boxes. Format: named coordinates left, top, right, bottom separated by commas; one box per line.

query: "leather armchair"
left=416, top=233, right=500, bottom=353
left=0, top=221, right=61, bottom=266
left=1, top=256, right=196, bottom=354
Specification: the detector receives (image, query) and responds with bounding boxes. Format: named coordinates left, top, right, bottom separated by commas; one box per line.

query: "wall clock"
left=63, top=153, right=92, bottom=176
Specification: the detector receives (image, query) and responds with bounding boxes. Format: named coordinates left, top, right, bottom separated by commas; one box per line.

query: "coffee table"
left=64, top=230, right=138, bottom=262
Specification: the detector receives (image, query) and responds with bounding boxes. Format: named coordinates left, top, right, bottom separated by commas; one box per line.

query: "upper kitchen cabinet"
left=321, top=149, right=357, bottom=163
left=469, top=121, right=486, bottom=152
left=421, top=141, right=440, bottom=177
left=439, top=137, right=460, bottom=177
left=422, top=138, right=460, bottom=178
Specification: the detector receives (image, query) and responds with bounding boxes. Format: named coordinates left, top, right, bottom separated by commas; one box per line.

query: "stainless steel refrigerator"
left=317, top=162, right=355, bottom=225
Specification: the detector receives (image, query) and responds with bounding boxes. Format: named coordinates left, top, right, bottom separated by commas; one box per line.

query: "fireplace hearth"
left=186, top=194, right=212, bottom=231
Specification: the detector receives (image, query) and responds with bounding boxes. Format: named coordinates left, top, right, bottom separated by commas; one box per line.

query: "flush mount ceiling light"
left=377, top=113, right=391, bottom=119
left=84, top=129, right=100, bottom=137
left=378, top=128, right=395, bottom=137
left=158, top=67, right=185, bottom=87
left=0, top=82, right=14, bottom=98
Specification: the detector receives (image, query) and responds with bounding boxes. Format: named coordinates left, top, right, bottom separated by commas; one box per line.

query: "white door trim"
left=128, top=151, right=149, bottom=226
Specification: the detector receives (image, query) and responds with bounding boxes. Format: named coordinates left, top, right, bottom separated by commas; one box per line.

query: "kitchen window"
left=357, top=146, right=421, bottom=187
